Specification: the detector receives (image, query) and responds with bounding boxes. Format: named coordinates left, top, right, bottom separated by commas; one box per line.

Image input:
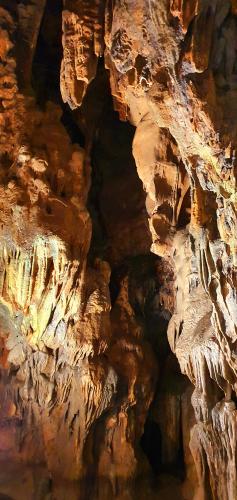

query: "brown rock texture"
left=1, top=1, right=237, bottom=500
left=0, top=4, right=157, bottom=499
left=100, top=1, right=237, bottom=499
left=61, top=0, right=105, bottom=108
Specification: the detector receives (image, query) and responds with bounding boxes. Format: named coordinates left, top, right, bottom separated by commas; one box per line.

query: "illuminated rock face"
left=100, top=2, right=237, bottom=499
left=60, top=0, right=105, bottom=108
left=0, top=5, right=157, bottom=499
left=1, top=1, right=237, bottom=499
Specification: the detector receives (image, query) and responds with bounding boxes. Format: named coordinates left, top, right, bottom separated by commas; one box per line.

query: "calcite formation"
left=0, top=4, right=157, bottom=499
left=61, top=0, right=105, bottom=108
left=99, top=1, right=237, bottom=499
left=1, top=1, right=237, bottom=499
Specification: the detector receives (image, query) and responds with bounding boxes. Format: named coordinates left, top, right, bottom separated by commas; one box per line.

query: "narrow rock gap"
left=25, top=1, right=190, bottom=492
left=81, top=59, right=190, bottom=490
left=31, top=0, right=85, bottom=147
left=31, top=0, right=63, bottom=105
left=81, top=59, right=151, bottom=267
left=177, top=187, right=191, bottom=229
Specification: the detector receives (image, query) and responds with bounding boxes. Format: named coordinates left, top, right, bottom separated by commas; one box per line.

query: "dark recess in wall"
left=31, top=3, right=188, bottom=488
left=32, top=0, right=85, bottom=147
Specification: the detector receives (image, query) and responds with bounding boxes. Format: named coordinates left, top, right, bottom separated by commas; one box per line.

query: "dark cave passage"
left=84, top=59, right=151, bottom=266
left=32, top=0, right=85, bottom=147
left=140, top=418, right=162, bottom=475
left=78, top=58, right=190, bottom=487
left=2, top=1, right=237, bottom=499
left=177, top=187, right=191, bottom=229
left=31, top=0, right=63, bottom=105
left=14, top=2, right=191, bottom=494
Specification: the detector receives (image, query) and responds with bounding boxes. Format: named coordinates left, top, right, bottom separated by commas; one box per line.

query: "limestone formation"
left=0, top=5, right=157, bottom=499
left=100, top=2, right=237, bottom=498
left=1, top=1, right=237, bottom=499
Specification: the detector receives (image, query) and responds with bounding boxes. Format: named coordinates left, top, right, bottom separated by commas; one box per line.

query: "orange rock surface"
left=1, top=1, right=237, bottom=499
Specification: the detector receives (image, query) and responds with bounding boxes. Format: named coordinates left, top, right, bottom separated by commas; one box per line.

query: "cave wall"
left=1, top=1, right=237, bottom=500
left=0, top=4, right=160, bottom=499
left=99, top=2, right=237, bottom=499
